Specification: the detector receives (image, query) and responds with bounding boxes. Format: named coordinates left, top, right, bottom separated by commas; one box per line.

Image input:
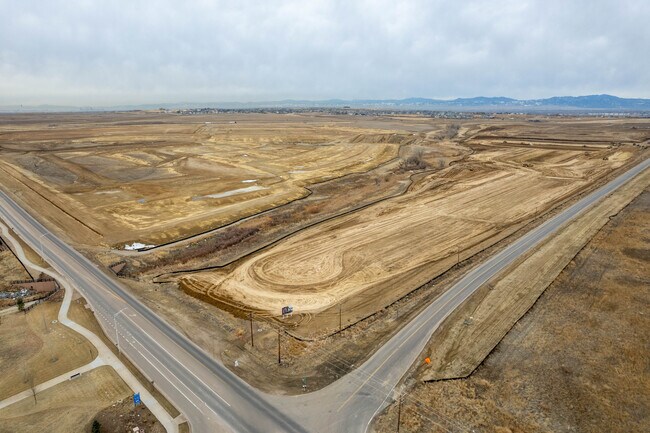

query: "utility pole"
left=339, top=303, right=342, bottom=333
left=249, top=312, right=254, bottom=348
left=277, top=329, right=281, bottom=364
left=397, top=395, right=402, bottom=433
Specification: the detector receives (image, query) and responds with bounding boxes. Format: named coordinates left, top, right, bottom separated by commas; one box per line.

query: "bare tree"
left=446, top=123, right=460, bottom=139
left=25, top=372, right=37, bottom=405
left=41, top=311, right=49, bottom=333
left=399, top=149, right=427, bottom=171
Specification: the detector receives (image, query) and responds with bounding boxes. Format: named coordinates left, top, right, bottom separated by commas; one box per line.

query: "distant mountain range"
left=2, top=94, right=650, bottom=113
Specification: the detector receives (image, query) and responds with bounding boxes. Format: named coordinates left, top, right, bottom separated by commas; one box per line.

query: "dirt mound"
left=91, top=398, right=165, bottom=433
left=351, top=132, right=415, bottom=144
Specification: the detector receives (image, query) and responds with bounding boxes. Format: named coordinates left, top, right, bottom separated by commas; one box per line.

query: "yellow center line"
left=336, top=248, right=517, bottom=412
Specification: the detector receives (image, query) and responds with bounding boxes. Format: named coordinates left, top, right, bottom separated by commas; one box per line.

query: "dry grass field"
left=0, top=366, right=132, bottom=433
left=0, top=247, right=31, bottom=291
left=374, top=188, right=650, bottom=433
left=0, top=298, right=97, bottom=401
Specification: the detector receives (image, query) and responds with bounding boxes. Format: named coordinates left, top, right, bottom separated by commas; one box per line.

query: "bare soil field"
left=422, top=165, right=649, bottom=381
left=0, top=296, right=97, bottom=400
left=124, top=135, right=466, bottom=277
left=182, top=144, right=638, bottom=336
left=0, top=112, right=403, bottom=246
left=374, top=188, right=650, bottom=433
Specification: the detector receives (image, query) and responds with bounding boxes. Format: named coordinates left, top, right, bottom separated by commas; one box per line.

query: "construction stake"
left=397, top=395, right=402, bottom=432
left=249, top=312, right=254, bottom=348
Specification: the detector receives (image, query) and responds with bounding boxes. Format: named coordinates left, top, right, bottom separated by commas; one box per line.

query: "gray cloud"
left=1, top=0, right=648, bottom=105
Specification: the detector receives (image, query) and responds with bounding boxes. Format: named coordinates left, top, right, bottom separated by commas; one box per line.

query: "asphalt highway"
left=0, top=157, right=647, bottom=432
left=0, top=191, right=306, bottom=432
left=280, top=157, right=649, bottom=432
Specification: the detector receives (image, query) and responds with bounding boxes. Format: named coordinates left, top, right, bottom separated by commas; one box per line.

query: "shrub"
left=399, top=150, right=427, bottom=171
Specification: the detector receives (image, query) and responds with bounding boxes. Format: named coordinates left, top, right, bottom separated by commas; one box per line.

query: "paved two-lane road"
left=0, top=157, right=647, bottom=432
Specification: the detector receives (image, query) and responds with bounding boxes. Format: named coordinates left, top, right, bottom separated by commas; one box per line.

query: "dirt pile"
left=91, top=398, right=165, bottom=433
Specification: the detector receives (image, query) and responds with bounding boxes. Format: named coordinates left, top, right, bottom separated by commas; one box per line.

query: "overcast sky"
left=1, top=0, right=649, bottom=106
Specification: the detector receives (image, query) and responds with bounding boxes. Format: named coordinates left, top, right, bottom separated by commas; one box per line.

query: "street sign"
left=133, top=392, right=141, bottom=406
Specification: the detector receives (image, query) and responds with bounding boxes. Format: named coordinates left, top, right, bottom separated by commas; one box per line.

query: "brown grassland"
left=0, top=295, right=97, bottom=401
left=374, top=188, right=650, bottom=433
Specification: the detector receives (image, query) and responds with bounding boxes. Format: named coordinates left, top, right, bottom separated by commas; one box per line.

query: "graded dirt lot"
left=421, top=165, right=649, bottom=381
left=182, top=145, right=637, bottom=334
left=0, top=112, right=402, bottom=246
left=373, top=189, right=650, bottom=433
